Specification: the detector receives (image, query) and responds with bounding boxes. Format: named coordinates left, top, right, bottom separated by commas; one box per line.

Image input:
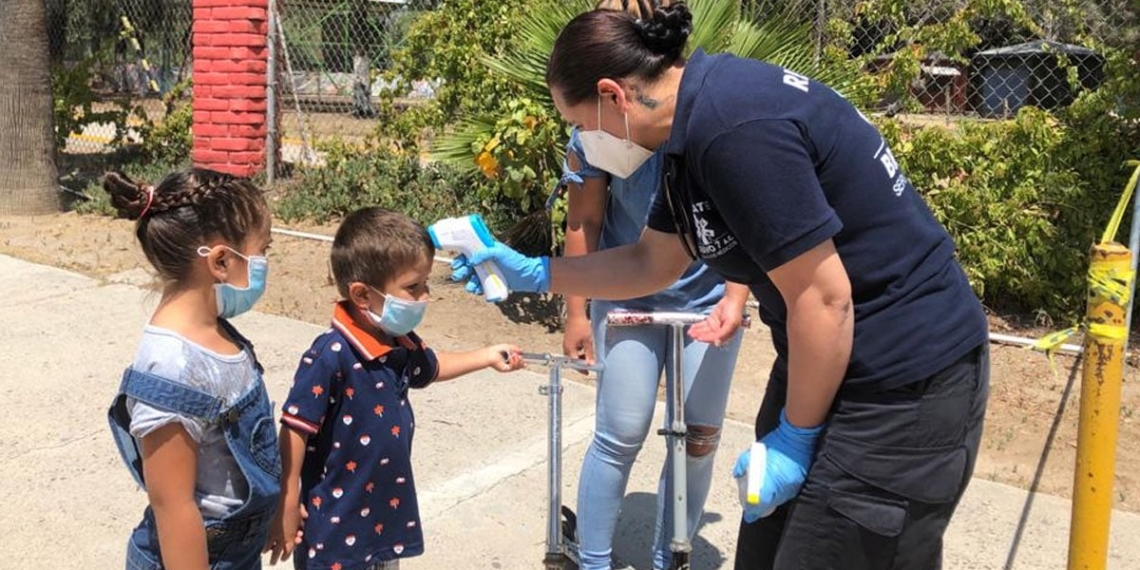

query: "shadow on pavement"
left=612, top=491, right=729, bottom=570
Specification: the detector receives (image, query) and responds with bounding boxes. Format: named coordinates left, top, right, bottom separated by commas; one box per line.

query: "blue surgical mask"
left=197, top=246, right=269, bottom=319
left=366, top=289, right=427, bottom=336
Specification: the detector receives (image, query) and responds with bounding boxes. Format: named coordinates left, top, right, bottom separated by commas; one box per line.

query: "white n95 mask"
left=578, top=98, right=654, bottom=179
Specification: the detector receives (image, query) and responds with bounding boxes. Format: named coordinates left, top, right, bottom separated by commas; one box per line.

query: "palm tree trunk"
left=0, top=0, right=61, bottom=215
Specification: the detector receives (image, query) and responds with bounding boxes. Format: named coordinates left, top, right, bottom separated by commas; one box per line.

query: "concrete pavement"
left=1, top=253, right=1138, bottom=570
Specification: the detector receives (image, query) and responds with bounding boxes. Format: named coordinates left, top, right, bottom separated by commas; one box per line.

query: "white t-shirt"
left=128, top=325, right=260, bottom=519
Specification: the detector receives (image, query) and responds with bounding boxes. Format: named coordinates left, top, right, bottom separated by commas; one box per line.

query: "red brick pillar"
left=191, top=0, right=269, bottom=177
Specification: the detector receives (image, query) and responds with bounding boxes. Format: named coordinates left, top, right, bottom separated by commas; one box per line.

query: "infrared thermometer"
left=427, top=214, right=510, bottom=303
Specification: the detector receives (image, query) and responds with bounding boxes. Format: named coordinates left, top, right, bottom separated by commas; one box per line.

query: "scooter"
left=529, top=310, right=748, bottom=570
left=520, top=351, right=601, bottom=570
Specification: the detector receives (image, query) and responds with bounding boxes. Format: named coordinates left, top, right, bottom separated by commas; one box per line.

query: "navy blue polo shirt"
left=281, top=302, right=439, bottom=569
left=646, top=49, right=987, bottom=390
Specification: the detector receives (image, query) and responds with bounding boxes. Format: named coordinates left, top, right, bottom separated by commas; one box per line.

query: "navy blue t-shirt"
left=647, top=50, right=987, bottom=389
left=281, top=302, right=440, bottom=569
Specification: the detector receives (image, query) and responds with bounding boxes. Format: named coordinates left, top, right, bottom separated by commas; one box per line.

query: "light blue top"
left=563, top=128, right=724, bottom=312
left=127, top=326, right=258, bottom=518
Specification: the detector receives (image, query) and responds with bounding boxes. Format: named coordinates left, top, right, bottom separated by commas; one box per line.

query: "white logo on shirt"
left=694, top=215, right=716, bottom=246
left=783, top=69, right=810, bottom=93
left=691, top=201, right=739, bottom=258
left=872, top=138, right=908, bottom=196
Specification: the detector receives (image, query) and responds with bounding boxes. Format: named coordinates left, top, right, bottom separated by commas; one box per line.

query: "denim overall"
left=108, top=324, right=281, bottom=570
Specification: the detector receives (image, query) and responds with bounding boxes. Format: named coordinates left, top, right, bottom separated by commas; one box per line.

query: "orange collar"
left=331, top=301, right=418, bottom=361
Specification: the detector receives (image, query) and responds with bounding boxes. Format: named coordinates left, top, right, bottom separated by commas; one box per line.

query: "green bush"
left=879, top=110, right=1088, bottom=317
left=894, top=38, right=1139, bottom=320
left=137, top=80, right=193, bottom=166
left=880, top=100, right=1137, bottom=319
left=273, top=140, right=516, bottom=231
left=432, top=97, right=567, bottom=210
left=376, top=0, right=530, bottom=152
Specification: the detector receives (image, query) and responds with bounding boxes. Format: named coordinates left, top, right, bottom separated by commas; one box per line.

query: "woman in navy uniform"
left=454, top=2, right=990, bottom=568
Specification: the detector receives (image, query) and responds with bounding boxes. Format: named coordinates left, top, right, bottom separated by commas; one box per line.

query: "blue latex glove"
left=732, top=410, right=822, bottom=523
left=459, top=241, right=550, bottom=294
left=449, top=256, right=484, bottom=295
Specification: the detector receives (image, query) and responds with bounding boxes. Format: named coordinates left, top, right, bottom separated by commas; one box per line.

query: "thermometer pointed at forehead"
left=427, top=214, right=510, bottom=303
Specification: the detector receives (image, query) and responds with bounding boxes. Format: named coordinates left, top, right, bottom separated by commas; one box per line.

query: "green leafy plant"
left=137, top=80, right=192, bottom=165
left=431, top=0, right=873, bottom=219
left=274, top=138, right=515, bottom=231
left=432, top=98, right=566, bottom=209
left=376, top=0, right=530, bottom=152
left=878, top=68, right=1140, bottom=320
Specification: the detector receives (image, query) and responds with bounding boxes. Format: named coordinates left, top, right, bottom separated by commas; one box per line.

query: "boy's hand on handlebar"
left=489, top=344, right=525, bottom=372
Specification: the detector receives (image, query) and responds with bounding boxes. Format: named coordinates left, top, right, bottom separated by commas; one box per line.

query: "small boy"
left=267, top=207, right=524, bottom=569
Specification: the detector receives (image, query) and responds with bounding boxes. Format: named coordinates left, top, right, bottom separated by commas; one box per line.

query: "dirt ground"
left=4, top=211, right=1140, bottom=513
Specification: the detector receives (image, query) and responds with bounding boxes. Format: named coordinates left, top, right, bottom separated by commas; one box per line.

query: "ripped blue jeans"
left=577, top=301, right=742, bottom=570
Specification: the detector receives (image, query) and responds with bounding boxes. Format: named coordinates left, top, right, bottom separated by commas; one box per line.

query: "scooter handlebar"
left=605, top=310, right=752, bottom=329
left=520, top=352, right=604, bottom=373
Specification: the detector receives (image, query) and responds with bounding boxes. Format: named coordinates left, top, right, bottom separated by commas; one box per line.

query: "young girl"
left=105, top=168, right=281, bottom=570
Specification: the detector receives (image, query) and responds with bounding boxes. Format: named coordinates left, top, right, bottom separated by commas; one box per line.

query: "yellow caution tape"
left=119, top=16, right=159, bottom=94
left=1033, top=326, right=1081, bottom=353
left=1089, top=322, right=1127, bottom=342
left=1088, top=265, right=1134, bottom=307
left=1101, top=160, right=1140, bottom=245
left=1032, top=325, right=1080, bottom=369
left=1032, top=160, right=1140, bottom=364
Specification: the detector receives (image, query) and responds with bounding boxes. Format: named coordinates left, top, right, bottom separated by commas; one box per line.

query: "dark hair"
left=103, top=168, right=268, bottom=284
left=330, top=207, right=435, bottom=298
left=547, top=1, right=692, bottom=106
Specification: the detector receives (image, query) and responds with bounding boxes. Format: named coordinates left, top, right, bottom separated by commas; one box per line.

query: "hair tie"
left=138, top=185, right=156, bottom=219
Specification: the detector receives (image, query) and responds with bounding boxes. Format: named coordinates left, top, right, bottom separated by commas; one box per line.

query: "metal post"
left=1067, top=242, right=1132, bottom=570
left=1124, top=177, right=1140, bottom=342
left=544, top=364, right=565, bottom=569
left=265, top=0, right=278, bottom=186
left=668, top=323, right=691, bottom=567
left=814, top=0, right=825, bottom=64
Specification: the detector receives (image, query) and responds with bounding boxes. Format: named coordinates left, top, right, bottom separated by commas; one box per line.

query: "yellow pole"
left=1067, top=242, right=1132, bottom=570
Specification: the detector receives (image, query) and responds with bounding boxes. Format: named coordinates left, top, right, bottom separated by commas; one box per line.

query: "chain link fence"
left=798, top=0, right=1135, bottom=118
left=47, top=0, right=1136, bottom=160
left=272, top=0, right=439, bottom=164
left=46, top=0, right=192, bottom=155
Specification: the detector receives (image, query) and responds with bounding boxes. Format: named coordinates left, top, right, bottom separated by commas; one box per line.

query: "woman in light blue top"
left=561, top=121, right=748, bottom=570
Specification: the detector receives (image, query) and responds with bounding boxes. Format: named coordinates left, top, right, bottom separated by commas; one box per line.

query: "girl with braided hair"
left=454, top=1, right=989, bottom=568
left=104, top=168, right=283, bottom=570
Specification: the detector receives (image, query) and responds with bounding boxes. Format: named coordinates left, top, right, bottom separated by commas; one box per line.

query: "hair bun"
left=102, top=171, right=151, bottom=220
left=635, top=2, right=691, bottom=57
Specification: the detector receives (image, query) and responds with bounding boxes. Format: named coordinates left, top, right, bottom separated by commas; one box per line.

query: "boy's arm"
left=267, top=336, right=336, bottom=561
left=434, top=344, right=523, bottom=381
left=140, top=423, right=209, bottom=570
